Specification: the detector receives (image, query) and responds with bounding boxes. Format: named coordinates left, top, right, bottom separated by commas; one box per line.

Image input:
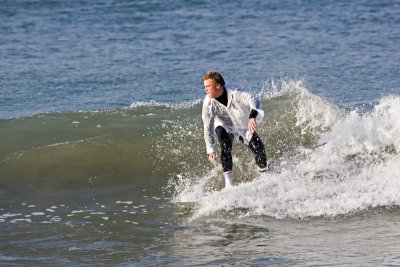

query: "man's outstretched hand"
left=208, top=152, right=217, bottom=164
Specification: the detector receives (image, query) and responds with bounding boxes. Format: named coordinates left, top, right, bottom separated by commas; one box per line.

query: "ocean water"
left=1, top=0, right=400, bottom=266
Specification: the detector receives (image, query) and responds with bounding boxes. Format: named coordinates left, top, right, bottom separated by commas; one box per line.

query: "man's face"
left=204, top=79, right=222, bottom=98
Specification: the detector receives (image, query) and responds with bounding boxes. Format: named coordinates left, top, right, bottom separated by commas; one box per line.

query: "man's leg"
left=247, top=132, right=268, bottom=172
left=215, top=126, right=234, bottom=187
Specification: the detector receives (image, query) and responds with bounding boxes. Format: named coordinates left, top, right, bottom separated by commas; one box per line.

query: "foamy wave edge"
left=174, top=91, right=400, bottom=221
left=128, top=99, right=203, bottom=110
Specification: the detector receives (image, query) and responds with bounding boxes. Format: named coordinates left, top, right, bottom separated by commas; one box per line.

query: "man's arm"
left=202, top=98, right=217, bottom=155
left=236, top=91, right=264, bottom=131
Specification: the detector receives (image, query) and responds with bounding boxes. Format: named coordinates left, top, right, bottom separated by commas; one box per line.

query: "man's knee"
left=249, top=133, right=267, bottom=167
left=249, top=133, right=264, bottom=151
left=215, top=126, right=232, bottom=145
left=215, top=126, right=233, bottom=172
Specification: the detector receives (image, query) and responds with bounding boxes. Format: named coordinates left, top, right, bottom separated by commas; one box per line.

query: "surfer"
left=202, top=71, right=268, bottom=188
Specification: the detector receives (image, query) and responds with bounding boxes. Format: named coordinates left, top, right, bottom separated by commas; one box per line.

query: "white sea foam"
left=11, top=218, right=32, bottom=223
left=31, top=212, right=45, bottom=216
left=0, top=213, right=23, bottom=220
left=115, top=201, right=134, bottom=205
left=174, top=90, right=400, bottom=220
left=292, top=82, right=345, bottom=136
left=129, top=99, right=202, bottom=110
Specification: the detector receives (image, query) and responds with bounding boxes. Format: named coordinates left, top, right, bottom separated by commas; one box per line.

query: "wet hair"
left=203, top=71, right=225, bottom=86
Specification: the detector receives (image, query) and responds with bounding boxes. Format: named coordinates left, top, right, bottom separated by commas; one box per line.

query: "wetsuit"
left=202, top=86, right=267, bottom=172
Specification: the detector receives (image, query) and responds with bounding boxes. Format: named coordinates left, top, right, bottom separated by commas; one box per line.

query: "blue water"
left=2, top=0, right=400, bottom=266
left=1, top=0, right=399, bottom=119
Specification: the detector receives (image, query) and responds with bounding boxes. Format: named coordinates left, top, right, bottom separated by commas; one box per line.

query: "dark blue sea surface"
left=1, top=0, right=400, bottom=266
left=1, top=0, right=399, bottom=118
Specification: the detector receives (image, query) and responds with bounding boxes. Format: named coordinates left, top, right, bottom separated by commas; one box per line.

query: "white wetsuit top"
left=202, top=86, right=264, bottom=154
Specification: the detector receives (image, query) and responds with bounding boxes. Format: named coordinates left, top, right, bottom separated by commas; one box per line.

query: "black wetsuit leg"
left=246, top=132, right=267, bottom=169
left=215, top=126, right=233, bottom=172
